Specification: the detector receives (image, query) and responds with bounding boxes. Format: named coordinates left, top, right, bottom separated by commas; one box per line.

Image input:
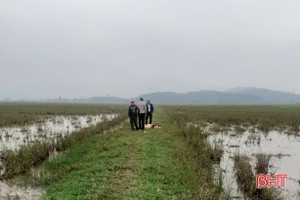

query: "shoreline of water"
left=0, top=114, right=116, bottom=151
left=207, top=128, right=300, bottom=199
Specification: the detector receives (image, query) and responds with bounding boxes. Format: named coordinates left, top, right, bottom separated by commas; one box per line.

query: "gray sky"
left=1, top=0, right=300, bottom=99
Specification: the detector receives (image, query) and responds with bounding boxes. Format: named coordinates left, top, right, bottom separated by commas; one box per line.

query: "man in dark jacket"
left=146, top=100, right=154, bottom=124
left=128, top=100, right=139, bottom=131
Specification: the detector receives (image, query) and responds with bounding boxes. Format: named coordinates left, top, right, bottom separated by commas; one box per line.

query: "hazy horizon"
left=1, top=0, right=300, bottom=99
left=1, top=86, right=299, bottom=101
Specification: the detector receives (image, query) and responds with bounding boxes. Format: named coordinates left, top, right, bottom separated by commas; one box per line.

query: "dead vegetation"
left=0, top=113, right=127, bottom=179
left=234, top=155, right=281, bottom=200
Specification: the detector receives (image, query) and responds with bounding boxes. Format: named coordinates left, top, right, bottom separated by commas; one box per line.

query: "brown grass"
left=234, top=155, right=281, bottom=200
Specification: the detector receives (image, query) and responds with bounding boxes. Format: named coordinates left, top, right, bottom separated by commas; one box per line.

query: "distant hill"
left=137, top=91, right=262, bottom=105
left=228, top=87, right=300, bottom=104
left=4, top=87, right=300, bottom=105
left=137, top=88, right=300, bottom=105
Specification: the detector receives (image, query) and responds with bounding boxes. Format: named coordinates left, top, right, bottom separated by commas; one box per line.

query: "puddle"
left=0, top=180, right=44, bottom=200
left=0, top=114, right=118, bottom=199
left=0, top=114, right=117, bottom=151
left=207, top=129, right=300, bottom=199
left=0, top=161, right=4, bottom=177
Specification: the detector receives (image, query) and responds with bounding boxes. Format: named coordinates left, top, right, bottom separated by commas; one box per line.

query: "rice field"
left=166, top=105, right=300, bottom=199
left=1, top=104, right=300, bottom=199
left=0, top=103, right=127, bottom=179
left=0, top=103, right=126, bottom=127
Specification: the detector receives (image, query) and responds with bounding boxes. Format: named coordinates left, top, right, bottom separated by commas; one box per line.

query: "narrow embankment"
left=32, top=107, right=224, bottom=199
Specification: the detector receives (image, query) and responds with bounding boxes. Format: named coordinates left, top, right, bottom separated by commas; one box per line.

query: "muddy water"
left=0, top=114, right=116, bottom=151
left=0, top=114, right=117, bottom=199
left=207, top=127, right=300, bottom=199
left=0, top=181, right=44, bottom=200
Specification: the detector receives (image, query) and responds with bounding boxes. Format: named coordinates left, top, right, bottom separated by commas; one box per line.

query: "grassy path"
left=40, top=107, right=217, bottom=199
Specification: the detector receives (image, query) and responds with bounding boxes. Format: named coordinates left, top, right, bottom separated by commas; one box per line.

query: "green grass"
left=18, top=106, right=226, bottom=199
left=4, top=105, right=300, bottom=199
left=2, top=113, right=127, bottom=179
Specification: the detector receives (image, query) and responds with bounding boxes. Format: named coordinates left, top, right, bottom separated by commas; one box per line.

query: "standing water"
left=207, top=128, right=300, bottom=199
left=0, top=114, right=117, bottom=199
left=0, top=114, right=116, bottom=151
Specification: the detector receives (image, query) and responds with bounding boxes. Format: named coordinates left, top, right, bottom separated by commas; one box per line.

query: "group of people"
left=128, top=98, right=154, bottom=131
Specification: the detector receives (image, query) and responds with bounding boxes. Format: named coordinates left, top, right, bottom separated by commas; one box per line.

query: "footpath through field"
left=42, top=107, right=209, bottom=199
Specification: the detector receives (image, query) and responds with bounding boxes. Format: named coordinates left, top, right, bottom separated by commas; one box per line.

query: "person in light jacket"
left=146, top=100, right=154, bottom=124
left=137, top=98, right=146, bottom=130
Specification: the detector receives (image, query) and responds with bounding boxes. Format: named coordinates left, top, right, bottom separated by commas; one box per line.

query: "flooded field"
left=1, top=105, right=299, bottom=199
left=204, top=124, right=300, bottom=199
left=0, top=180, right=43, bottom=200
left=0, top=113, right=120, bottom=199
left=168, top=106, right=300, bottom=199
left=0, top=114, right=117, bottom=151
left=0, top=103, right=128, bottom=199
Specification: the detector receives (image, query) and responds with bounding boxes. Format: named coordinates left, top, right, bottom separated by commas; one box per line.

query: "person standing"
left=137, top=98, right=146, bottom=130
left=146, top=100, right=154, bottom=124
left=128, top=100, right=139, bottom=131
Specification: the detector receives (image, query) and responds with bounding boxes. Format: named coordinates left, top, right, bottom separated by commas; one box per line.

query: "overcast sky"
left=1, top=0, right=300, bottom=99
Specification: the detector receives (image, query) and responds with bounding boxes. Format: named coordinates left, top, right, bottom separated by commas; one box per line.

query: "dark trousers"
left=130, top=117, right=138, bottom=131
left=138, top=113, right=145, bottom=130
left=146, top=112, right=153, bottom=124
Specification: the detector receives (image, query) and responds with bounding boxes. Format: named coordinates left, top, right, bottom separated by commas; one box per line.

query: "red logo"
left=256, top=174, right=288, bottom=188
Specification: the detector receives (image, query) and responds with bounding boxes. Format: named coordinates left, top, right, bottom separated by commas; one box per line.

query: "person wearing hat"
left=146, top=100, right=154, bottom=124
left=128, top=100, right=139, bottom=131
left=137, top=97, right=147, bottom=130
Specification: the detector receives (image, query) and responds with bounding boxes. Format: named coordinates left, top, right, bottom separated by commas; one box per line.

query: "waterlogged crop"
left=0, top=103, right=126, bottom=127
